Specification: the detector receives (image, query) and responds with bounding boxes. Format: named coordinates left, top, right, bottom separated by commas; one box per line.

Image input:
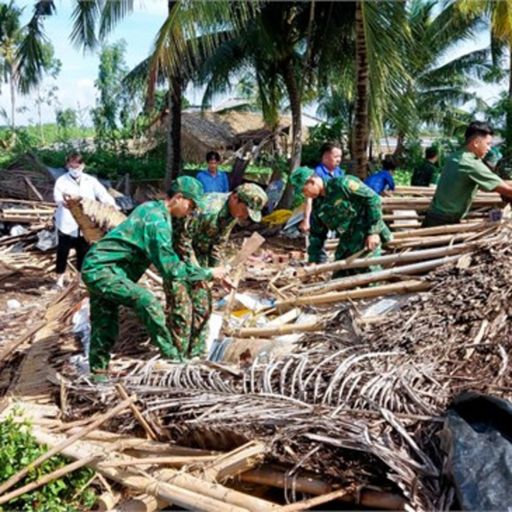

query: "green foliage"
left=92, top=40, right=134, bottom=146
left=0, top=413, right=96, bottom=511
left=37, top=147, right=166, bottom=181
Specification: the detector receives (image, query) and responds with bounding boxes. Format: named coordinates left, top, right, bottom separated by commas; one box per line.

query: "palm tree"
left=456, top=0, right=512, bottom=152
left=389, top=0, right=491, bottom=154
left=351, top=1, right=411, bottom=177
left=22, top=1, right=254, bottom=184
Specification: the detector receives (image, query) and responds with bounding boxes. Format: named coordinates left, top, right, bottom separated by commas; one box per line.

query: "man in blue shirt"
left=300, top=142, right=344, bottom=232
left=196, top=151, right=230, bottom=193
left=364, top=155, right=396, bottom=196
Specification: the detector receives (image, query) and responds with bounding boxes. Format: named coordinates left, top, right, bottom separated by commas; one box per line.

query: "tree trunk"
left=506, top=44, right=512, bottom=157
left=276, top=58, right=302, bottom=210
left=353, top=1, right=369, bottom=179
left=164, top=75, right=183, bottom=190
left=10, top=73, right=16, bottom=130
left=282, top=57, right=302, bottom=171
left=164, top=0, right=182, bottom=190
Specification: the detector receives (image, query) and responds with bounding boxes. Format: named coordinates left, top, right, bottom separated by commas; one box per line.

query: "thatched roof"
left=151, top=110, right=296, bottom=163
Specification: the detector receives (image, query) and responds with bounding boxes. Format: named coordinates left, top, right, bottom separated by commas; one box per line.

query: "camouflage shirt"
left=82, top=200, right=212, bottom=283
left=309, top=176, right=391, bottom=263
left=174, top=193, right=237, bottom=268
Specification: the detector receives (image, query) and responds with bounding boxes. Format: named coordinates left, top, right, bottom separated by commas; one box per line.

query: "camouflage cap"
left=289, top=167, right=314, bottom=195
left=171, top=176, right=205, bottom=209
left=235, top=183, right=268, bottom=222
left=484, top=146, right=503, bottom=169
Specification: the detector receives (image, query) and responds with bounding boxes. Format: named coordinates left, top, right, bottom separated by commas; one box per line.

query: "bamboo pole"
left=0, top=396, right=134, bottom=496
left=96, top=491, right=122, bottom=512
left=298, top=242, right=475, bottom=278
left=118, top=494, right=164, bottom=512
left=101, top=455, right=217, bottom=467
left=391, top=221, right=493, bottom=239
left=387, top=232, right=479, bottom=249
left=30, top=430, right=281, bottom=512
left=276, top=280, right=430, bottom=309
left=203, top=441, right=267, bottom=481
left=231, top=321, right=323, bottom=338
left=300, top=255, right=461, bottom=296
left=240, top=467, right=406, bottom=510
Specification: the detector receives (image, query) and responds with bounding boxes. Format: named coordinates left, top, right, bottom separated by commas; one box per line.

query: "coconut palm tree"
left=456, top=0, right=512, bottom=151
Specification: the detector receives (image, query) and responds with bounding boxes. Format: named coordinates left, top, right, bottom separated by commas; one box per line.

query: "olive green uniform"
left=308, top=176, right=392, bottom=277
left=82, top=200, right=212, bottom=372
left=423, top=150, right=503, bottom=227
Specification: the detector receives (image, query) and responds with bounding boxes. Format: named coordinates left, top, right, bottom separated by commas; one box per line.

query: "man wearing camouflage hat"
left=172, top=183, right=268, bottom=357
left=291, top=167, right=391, bottom=277
left=82, top=176, right=229, bottom=379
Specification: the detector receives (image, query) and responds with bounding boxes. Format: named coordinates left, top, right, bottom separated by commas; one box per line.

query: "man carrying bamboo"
left=423, top=122, right=512, bottom=227
left=291, top=168, right=391, bottom=278
left=172, top=183, right=268, bottom=357
left=81, top=176, right=228, bottom=379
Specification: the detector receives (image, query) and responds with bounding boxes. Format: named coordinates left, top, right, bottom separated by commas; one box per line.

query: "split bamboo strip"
left=0, top=396, right=134, bottom=497
left=298, top=242, right=475, bottom=278
left=30, top=430, right=280, bottom=512
left=280, top=488, right=351, bottom=511
left=276, top=280, right=430, bottom=309
left=300, top=255, right=462, bottom=296
left=116, top=384, right=158, bottom=441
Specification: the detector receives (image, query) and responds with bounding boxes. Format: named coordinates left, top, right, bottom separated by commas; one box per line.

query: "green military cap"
left=289, top=167, right=314, bottom=195
left=484, top=146, right=503, bottom=169
left=235, top=183, right=268, bottom=222
left=171, top=176, right=205, bottom=209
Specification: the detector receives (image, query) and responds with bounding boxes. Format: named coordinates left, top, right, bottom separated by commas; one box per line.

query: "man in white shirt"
left=53, top=153, right=117, bottom=287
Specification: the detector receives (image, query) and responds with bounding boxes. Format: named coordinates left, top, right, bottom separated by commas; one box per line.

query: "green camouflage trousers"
left=332, top=223, right=385, bottom=279
left=83, top=266, right=182, bottom=372
left=165, top=280, right=212, bottom=358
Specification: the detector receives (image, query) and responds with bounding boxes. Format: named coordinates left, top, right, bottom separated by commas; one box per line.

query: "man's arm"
left=493, top=182, right=512, bottom=202
left=92, top=179, right=117, bottom=207
left=387, top=172, right=396, bottom=192
left=143, top=213, right=212, bottom=282
left=53, top=177, right=68, bottom=207
left=300, top=197, right=313, bottom=232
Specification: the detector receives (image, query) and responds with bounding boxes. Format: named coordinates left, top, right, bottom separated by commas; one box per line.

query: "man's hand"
left=211, top=266, right=229, bottom=280
left=299, top=218, right=310, bottom=232
left=365, top=234, right=381, bottom=251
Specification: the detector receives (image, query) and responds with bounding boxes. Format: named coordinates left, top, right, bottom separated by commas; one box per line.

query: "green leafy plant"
left=0, top=413, right=97, bottom=511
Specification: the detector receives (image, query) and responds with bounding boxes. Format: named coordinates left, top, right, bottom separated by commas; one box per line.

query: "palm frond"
left=70, top=0, right=101, bottom=50
left=99, top=0, right=134, bottom=41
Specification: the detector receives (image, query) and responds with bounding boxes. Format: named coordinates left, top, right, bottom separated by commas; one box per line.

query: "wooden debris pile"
left=0, top=153, right=56, bottom=201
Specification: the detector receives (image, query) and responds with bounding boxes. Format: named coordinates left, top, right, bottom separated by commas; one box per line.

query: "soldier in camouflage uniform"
left=171, top=184, right=268, bottom=357
left=81, top=176, right=228, bottom=377
left=291, top=167, right=391, bottom=278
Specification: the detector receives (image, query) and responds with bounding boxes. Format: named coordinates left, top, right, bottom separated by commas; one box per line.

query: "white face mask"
left=68, top=165, right=84, bottom=179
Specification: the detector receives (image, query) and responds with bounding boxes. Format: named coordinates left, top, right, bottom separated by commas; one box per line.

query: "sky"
left=0, top=0, right=507, bottom=127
